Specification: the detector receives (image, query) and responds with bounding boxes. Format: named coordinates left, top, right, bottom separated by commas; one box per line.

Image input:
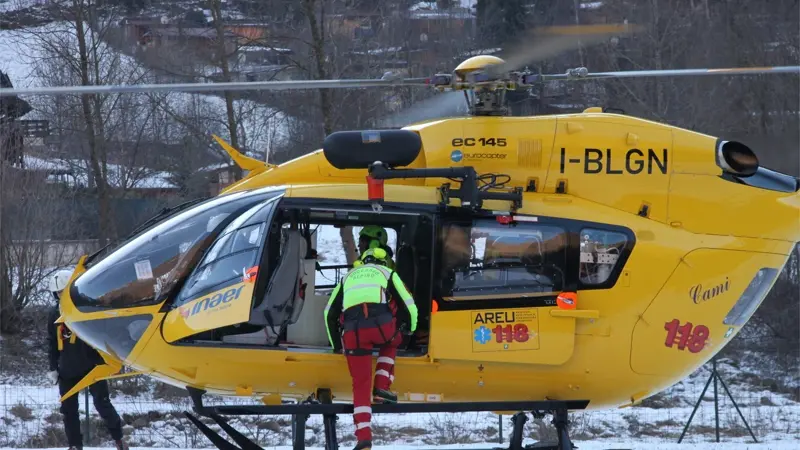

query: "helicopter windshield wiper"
left=126, top=197, right=209, bottom=239
left=84, top=242, right=113, bottom=265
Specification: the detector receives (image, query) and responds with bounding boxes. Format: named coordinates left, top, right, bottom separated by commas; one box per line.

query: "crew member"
left=46, top=269, right=128, bottom=450
left=324, top=248, right=418, bottom=450
left=357, top=225, right=394, bottom=268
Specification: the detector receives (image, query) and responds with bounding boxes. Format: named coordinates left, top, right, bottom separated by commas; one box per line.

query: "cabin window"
left=311, top=224, right=398, bottom=290
left=173, top=198, right=279, bottom=306
left=439, top=219, right=567, bottom=300
left=578, top=228, right=628, bottom=285
left=70, top=188, right=283, bottom=311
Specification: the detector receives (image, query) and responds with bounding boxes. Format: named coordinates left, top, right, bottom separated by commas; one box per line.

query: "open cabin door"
left=162, top=196, right=284, bottom=343
left=429, top=215, right=578, bottom=365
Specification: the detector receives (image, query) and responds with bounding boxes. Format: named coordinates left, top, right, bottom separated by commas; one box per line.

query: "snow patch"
left=0, top=0, right=45, bottom=14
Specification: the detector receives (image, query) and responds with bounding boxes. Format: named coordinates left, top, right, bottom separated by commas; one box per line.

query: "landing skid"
left=500, top=410, right=574, bottom=450
left=183, top=386, right=589, bottom=450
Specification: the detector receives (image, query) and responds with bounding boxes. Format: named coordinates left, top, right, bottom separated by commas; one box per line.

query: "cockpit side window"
left=70, top=188, right=283, bottom=312
left=173, top=199, right=279, bottom=307
left=439, top=219, right=567, bottom=301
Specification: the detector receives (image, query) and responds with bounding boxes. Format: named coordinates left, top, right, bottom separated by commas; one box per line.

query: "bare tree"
left=10, top=1, right=152, bottom=243
left=208, top=0, right=243, bottom=180
left=0, top=152, right=82, bottom=334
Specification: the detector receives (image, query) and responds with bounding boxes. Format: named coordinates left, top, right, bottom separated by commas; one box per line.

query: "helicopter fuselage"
left=57, top=111, right=799, bottom=410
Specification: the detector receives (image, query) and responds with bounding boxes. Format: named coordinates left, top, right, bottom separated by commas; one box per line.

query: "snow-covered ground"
left=1, top=355, right=797, bottom=449
left=0, top=0, right=45, bottom=13
left=2, top=445, right=800, bottom=450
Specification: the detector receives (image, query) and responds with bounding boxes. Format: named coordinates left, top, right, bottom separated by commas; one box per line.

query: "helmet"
left=49, top=269, right=74, bottom=295
left=354, top=247, right=391, bottom=267
left=359, top=225, right=388, bottom=248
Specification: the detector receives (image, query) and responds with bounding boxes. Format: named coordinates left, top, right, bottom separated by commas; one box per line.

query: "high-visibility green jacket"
left=324, top=263, right=418, bottom=349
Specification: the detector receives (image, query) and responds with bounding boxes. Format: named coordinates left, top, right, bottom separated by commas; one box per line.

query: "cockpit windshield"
left=71, top=187, right=284, bottom=312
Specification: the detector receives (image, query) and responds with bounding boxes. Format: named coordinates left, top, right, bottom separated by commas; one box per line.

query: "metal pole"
left=678, top=367, right=715, bottom=443
left=713, top=359, right=719, bottom=443
left=84, top=388, right=90, bottom=444
left=717, top=370, right=758, bottom=443
left=572, top=0, right=585, bottom=66
left=499, top=414, right=503, bottom=444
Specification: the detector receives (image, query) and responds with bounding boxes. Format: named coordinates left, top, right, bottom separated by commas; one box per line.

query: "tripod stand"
left=678, top=358, right=758, bottom=443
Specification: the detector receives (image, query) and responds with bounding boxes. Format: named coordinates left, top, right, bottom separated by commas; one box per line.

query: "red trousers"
left=342, top=318, right=402, bottom=441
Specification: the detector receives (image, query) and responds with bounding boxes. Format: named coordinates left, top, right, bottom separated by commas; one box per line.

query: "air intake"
left=716, top=140, right=759, bottom=177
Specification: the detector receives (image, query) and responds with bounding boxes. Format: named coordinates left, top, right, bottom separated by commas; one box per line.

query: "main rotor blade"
left=539, top=66, right=800, bottom=81
left=0, top=77, right=431, bottom=97
left=378, top=90, right=467, bottom=128
left=487, top=24, right=641, bottom=77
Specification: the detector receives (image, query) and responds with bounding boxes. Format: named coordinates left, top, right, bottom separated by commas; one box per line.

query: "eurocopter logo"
left=451, top=150, right=507, bottom=162
left=179, top=285, right=245, bottom=318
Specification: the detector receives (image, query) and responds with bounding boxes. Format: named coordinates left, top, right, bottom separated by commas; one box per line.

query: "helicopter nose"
left=64, top=313, right=154, bottom=365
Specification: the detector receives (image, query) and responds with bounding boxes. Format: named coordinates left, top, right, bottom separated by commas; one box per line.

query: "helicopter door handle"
left=549, top=309, right=600, bottom=320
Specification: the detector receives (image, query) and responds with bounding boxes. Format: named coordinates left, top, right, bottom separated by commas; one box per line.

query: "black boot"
left=372, top=388, right=397, bottom=404
left=353, top=440, right=372, bottom=450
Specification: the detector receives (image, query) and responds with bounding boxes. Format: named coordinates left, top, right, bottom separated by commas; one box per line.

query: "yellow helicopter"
left=4, top=23, right=799, bottom=450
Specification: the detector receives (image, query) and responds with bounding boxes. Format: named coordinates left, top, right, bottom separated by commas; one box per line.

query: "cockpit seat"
left=249, top=229, right=308, bottom=327
left=220, top=229, right=308, bottom=346
left=395, top=243, right=416, bottom=292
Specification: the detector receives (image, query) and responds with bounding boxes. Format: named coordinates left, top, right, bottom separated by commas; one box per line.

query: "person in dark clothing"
left=46, top=270, right=128, bottom=450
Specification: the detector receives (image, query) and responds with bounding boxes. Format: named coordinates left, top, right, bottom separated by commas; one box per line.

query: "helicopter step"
left=183, top=387, right=589, bottom=450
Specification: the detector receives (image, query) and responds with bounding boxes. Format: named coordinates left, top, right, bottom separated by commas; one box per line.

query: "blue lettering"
left=208, top=293, right=223, bottom=308
left=185, top=284, right=246, bottom=317
left=222, top=288, right=237, bottom=303
left=191, top=300, right=203, bottom=316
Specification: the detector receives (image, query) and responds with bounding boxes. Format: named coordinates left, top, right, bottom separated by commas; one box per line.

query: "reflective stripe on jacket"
left=324, top=263, right=418, bottom=348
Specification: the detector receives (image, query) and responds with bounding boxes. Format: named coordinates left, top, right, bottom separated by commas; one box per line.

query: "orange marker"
left=557, top=292, right=577, bottom=310
left=243, top=266, right=259, bottom=283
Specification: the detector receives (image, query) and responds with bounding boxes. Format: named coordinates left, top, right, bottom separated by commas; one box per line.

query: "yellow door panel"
left=162, top=281, right=256, bottom=343
left=630, top=249, right=787, bottom=376
left=543, top=118, right=672, bottom=223
left=668, top=173, right=800, bottom=241
left=430, top=306, right=575, bottom=365
left=407, top=119, right=462, bottom=180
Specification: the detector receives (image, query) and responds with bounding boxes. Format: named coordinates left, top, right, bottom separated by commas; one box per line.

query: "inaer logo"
left=179, top=285, right=245, bottom=318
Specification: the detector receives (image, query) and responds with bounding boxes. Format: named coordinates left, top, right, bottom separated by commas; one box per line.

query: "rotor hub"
left=454, top=55, right=506, bottom=81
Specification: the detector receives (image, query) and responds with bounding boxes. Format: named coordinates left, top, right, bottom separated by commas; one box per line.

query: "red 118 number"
left=492, top=324, right=530, bottom=343
left=664, top=319, right=709, bottom=353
